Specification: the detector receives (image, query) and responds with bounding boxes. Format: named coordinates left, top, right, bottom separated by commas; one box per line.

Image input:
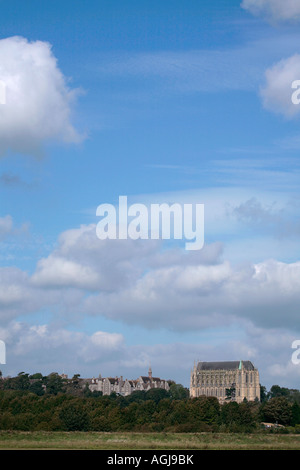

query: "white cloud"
left=260, top=54, right=300, bottom=118
left=0, top=218, right=296, bottom=333
left=0, top=321, right=125, bottom=376
left=0, top=36, right=84, bottom=156
left=32, top=255, right=101, bottom=290
left=0, top=267, right=53, bottom=323
left=82, top=256, right=300, bottom=331
left=241, top=0, right=300, bottom=23
left=11, top=324, right=124, bottom=359
left=30, top=225, right=296, bottom=327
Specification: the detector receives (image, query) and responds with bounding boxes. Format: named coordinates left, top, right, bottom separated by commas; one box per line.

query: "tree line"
left=0, top=371, right=300, bottom=433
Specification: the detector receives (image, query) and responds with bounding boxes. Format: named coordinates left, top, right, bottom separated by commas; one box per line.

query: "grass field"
left=0, top=431, right=299, bottom=450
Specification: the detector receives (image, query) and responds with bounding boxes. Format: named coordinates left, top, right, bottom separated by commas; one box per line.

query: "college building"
left=190, top=360, right=260, bottom=403
left=87, top=366, right=170, bottom=396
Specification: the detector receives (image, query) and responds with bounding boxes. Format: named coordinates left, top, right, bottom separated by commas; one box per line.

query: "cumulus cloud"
left=260, top=54, right=300, bottom=118
left=0, top=267, right=52, bottom=323
left=0, top=36, right=84, bottom=156
left=32, top=255, right=102, bottom=290
left=1, top=223, right=294, bottom=333
left=0, top=321, right=125, bottom=376
left=29, top=222, right=224, bottom=293
left=82, top=256, right=300, bottom=331
left=241, top=0, right=300, bottom=23
left=1, top=220, right=300, bottom=356
left=12, top=325, right=124, bottom=360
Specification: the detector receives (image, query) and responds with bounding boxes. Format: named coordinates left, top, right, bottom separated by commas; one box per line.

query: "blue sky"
left=1, top=0, right=300, bottom=389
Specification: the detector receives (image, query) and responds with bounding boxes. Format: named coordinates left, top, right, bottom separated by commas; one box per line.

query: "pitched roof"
left=197, top=361, right=255, bottom=371
left=107, top=377, right=117, bottom=384
left=140, top=376, right=151, bottom=382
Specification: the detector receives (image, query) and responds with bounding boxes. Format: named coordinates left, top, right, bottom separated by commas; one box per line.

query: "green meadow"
left=0, top=431, right=300, bottom=450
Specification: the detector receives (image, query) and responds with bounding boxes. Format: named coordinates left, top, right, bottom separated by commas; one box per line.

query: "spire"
left=148, top=364, right=152, bottom=380
left=239, top=360, right=242, bottom=370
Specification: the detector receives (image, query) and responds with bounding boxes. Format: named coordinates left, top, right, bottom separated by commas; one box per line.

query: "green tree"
left=260, top=385, right=269, bottom=402
left=269, top=385, right=290, bottom=399
left=168, top=399, right=189, bottom=427
left=124, top=390, right=146, bottom=404
left=261, top=397, right=292, bottom=426
left=3, top=372, right=30, bottom=391
left=43, top=373, right=65, bottom=395
left=291, top=401, right=300, bottom=426
left=59, top=401, right=90, bottom=431
left=221, top=401, right=240, bottom=429
left=29, top=373, right=43, bottom=380
left=220, top=401, right=257, bottom=431
left=289, top=389, right=300, bottom=404
left=225, top=386, right=236, bottom=401
left=169, top=383, right=189, bottom=400
left=145, top=388, right=170, bottom=403
left=188, top=396, right=220, bottom=428
left=29, top=381, right=45, bottom=396
left=237, top=402, right=257, bottom=431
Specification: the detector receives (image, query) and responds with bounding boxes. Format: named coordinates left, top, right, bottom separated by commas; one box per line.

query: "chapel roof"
left=196, top=361, right=255, bottom=371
